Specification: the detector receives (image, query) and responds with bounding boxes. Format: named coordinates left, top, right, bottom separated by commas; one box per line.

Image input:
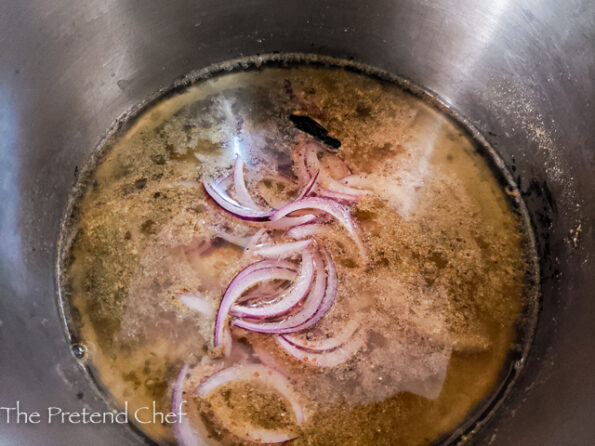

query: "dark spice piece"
left=289, top=114, right=341, bottom=150
left=134, top=178, right=147, bottom=189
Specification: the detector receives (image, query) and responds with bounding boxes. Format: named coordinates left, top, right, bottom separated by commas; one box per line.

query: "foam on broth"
left=61, top=63, right=536, bottom=445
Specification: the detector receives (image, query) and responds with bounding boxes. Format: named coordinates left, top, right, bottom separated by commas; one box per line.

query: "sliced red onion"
left=204, top=155, right=316, bottom=223
left=271, top=197, right=366, bottom=261
left=231, top=250, right=315, bottom=319
left=286, top=223, right=323, bottom=240
left=244, top=228, right=269, bottom=251
left=303, top=143, right=368, bottom=197
left=281, top=319, right=360, bottom=353
left=233, top=316, right=315, bottom=336
left=216, top=173, right=233, bottom=192
left=214, top=230, right=253, bottom=248
left=233, top=249, right=331, bottom=333
left=172, top=364, right=203, bottom=446
left=233, top=156, right=261, bottom=210
left=297, top=170, right=319, bottom=200
left=283, top=248, right=326, bottom=322
left=175, top=292, right=214, bottom=318
left=234, top=248, right=324, bottom=321
left=249, top=239, right=313, bottom=259
left=266, top=214, right=317, bottom=230
left=203, top=170, right=317, bottom=223
left=316, top=187, right=359, bottom=203
left=232, top=264, right=297, bottom=307
left=284, top=247, right=338, bottom=332
left=203, top=181, right=274, bottom=221
left=236, top=279, right=288, bottom=304
left=275, top=332, right=364, bottom=368
left=196, top=363, right=306, bottom=427
left=213, top=261, right=298, bottom=348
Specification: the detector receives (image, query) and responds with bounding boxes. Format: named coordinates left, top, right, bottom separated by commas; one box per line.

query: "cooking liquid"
left=60, top=62, right=537, bottom=445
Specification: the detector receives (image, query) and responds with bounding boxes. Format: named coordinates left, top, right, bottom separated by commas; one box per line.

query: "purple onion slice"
left=249, top=239, right=313, bottom=259
left=281, top=318, right=360, bottom=353
left=271, top=197, right=366, bottom=261
left=315, top=187, right=359, bottom=203
left=233, top=156, right=262, bottom=210
left=171, top=365, right=203, bottom=446
left=195, top=364, right=305, bottom=443
left=231, top=250, right=315, bottom=319
left=297, top=169, right=319, bottom=200
left=284, top=247, right=338, bottom=332
left=175, top=292, right=214, bottom=318
left=213, top=261, right=298, bottom=348
left=286, top=223, right=323, bottom=240
left=275, top=331, right=365, bottom=368
left=233, top=248, right=333, bottom=333
left=196, top=364, right=306, bottom=425
left=303, top=143, right=368, bottom=197
left=244, top=228, right=269, bottom=250
left=266, top=214, right=317, bottom=230
left=203, top=181, right=274, bottom=221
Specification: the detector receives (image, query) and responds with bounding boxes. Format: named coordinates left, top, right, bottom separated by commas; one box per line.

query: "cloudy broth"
left=60, top=61, right=537, bottom=445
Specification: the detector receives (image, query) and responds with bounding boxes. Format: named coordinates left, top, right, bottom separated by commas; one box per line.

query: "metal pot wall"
left=0, top=1, right=593, bottom=445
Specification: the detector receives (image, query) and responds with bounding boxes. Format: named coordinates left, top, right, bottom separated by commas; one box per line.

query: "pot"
left=0, top=1, right=593, bottom=445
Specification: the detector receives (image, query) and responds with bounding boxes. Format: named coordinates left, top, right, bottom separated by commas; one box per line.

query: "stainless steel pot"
left=1, top=1, right=593, bottom=445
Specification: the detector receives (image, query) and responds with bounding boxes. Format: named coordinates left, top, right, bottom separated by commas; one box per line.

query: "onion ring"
left=281, top=319, right=360, bottom=353
left=297, top=169, right=319, bottom=199
left=275, top=329, right=365, bottom=368
left=244, top=228, right=269, bottom=250
left=315, top=187, right=359, bottom=203
left=271, top=197, right=366, bottom=261
left=196, top=363, right=305, bottom=443
left=214, top=229, right=253, bottom=248
left=213, top=261, right=298, bottom=348
left=286, top=223, right=323, bottom=240
left=203, top=181, right=274, bottom=221
left=231, top=250, right=315, bottom=319
left=171, top=365, right=203, bottom=446
left=266, top=214, right=317, bottom=230
left=233, top=156, right=261, bottom=209
left=233, top=248, right=332, bottom=333
left=196, top=363, right=305, bottom=425
left=175, top=292, right=214, bottom=318
left=303, top=143, right=368, bottom=197
left=249, top=239, right=313, bottom=259
left=283, top=247, right=338, bottom=332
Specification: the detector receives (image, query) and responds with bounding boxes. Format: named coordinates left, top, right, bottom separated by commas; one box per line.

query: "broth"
left=59, top=61, right=537, bottom=445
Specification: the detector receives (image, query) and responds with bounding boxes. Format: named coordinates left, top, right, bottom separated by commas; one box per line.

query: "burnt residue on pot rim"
left=55, top=53, right=541, bottom=446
